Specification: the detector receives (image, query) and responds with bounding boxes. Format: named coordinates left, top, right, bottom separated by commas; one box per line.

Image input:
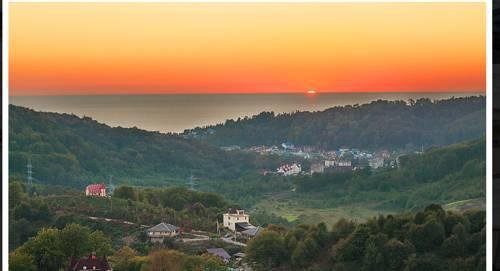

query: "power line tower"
left=109, top=175, right=114, bottom=213
left=27, top=159, right=33, bottom=196
left=188, top=174, right=195, bottom=190
left=108, top=175, right=115, bottom=195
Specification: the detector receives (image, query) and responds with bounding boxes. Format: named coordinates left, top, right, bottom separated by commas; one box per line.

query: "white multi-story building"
left=223, top=210, right=250, bottom=232
left=324, top=160, right=336, bottom=167
left=338, top=160, right=352, bottom=167
left=324, top=160, right=351, bottom=168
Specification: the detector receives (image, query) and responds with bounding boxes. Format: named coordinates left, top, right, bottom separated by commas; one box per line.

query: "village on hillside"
left=67, top=142, right=410, bottom=270
left=53, top=138, right=410, bottom=271
left=71, top=183, right=260, bottom=270
left=224, top=141, right=406, bottom=177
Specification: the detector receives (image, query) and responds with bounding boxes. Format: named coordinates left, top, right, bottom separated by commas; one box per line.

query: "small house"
left=324, top=160, right=336, bottom=168
left=146, top=222, right=180, bottom=242
left=206, top=248, right=231, bottom=263
left=369, top=157, right=384, bottom=169
left=338, top=160, right=352, bottom=167
left=310, top=163, right=325, bottom=174
left=85, top=184, right=107, bottom=197
left=65, top=253, right=112, bottom=271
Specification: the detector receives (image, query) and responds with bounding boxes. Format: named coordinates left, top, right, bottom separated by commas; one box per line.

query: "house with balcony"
left=223, top=209, right=253, bottom=232
left=146, top=222, right=180, bottom=242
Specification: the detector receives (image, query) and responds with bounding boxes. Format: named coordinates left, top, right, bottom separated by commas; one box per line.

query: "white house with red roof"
left=276, top=163, right=301, bottom=176
left=85, top=183, right=107, bottom=197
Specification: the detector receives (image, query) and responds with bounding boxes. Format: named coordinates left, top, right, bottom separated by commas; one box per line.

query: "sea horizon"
left=10, top=92, right=484, bottom=134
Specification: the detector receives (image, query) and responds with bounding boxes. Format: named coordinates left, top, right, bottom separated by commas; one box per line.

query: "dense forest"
left=185, top=96, right=485, bottom=150
left=245, top=204, right=485, bottom=271
left=9, top=105, right=287, bottom=187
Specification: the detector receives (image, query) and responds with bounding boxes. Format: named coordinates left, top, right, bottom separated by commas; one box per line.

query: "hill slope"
left=9, top=105, right=283, bottom=187
left=291, top=137, right=486, bottom=210
left=185, top=96, right=486, bottom=150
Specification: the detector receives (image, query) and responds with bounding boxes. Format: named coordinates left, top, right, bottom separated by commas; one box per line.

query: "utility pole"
left=27, top=159, right=33, bottom=197
left=188, top=173, right=195, bottom=190
left=109, top=175, right=113, bottom=213
left=216, top=219, right=221, bottom=236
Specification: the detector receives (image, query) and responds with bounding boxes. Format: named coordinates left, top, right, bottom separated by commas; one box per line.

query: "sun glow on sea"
left=307, top=89, right=317, bottom=95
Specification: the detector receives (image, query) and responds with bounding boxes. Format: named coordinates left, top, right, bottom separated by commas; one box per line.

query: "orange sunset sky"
left=9, top=2, right=486, bottom=96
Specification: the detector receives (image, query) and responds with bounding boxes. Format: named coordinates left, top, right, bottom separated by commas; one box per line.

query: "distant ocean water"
left=10, top=93, right=482, bottom=133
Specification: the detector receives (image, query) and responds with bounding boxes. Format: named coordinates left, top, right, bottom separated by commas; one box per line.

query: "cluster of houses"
left=220, top=140, right=413, bottom=178
left=138, top=209, right=259, bottom=266
left=242, top=142, right=400, bottom=176
left=272, top=155, right=389, bottom=176
left=66, top=209, right=258, bottom=269
left=63, top=208, right=259, bottom=270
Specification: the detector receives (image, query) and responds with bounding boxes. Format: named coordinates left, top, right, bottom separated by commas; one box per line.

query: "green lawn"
left=251, top=192, right=392, bottom=227
left=251, top=192, right=486, bottom=227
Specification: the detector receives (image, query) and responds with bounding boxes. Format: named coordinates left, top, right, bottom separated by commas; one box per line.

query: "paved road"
left=221, top=237, right=247, bottom=247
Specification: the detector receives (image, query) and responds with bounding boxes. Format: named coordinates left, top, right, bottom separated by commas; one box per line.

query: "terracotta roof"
left=66, top=255, right=111, bottom=271
left=86, top=184, right=106, bottom=193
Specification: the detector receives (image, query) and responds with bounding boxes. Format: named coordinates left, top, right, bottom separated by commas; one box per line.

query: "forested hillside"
left=9, top=105, right=285, bottom=187
left=245, top=205, right=485, bottom=271
left=292, top=138, right=486, bottom=211
left=185, top=96, right=485, bottom=150
left=9, top=184, right=231, bottom=251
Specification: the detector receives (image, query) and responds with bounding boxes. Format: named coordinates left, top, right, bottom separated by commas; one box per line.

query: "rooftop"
left=241, top=226, right=262, bottom=237
left=207, top=248, right=231, bottom=261
left=146, top=222, right=179, bottom=233
left=65, top=254, right=110, bottom=271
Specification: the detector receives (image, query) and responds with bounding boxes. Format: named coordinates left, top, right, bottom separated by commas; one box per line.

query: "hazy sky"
left=9, top=3, right=486, bottom=96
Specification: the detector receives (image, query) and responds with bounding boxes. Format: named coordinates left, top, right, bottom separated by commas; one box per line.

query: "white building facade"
left=277, top=163, right=302, bottom=176
left=223, top=210, right=250, bottom=232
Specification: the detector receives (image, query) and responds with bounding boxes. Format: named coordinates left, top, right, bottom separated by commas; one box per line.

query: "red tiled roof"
left=86, top=184, right=106, bottom=193
left=66, top=255, right=111, bottom=271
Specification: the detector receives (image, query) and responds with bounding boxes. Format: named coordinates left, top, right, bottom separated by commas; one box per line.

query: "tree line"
left=9, top=105, right=287, bottom=187
left=187, top=96, right=485, bottom=150
left=291, top=137, right=486, bottom=210
left=245, top=204, right=485, bottom=271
